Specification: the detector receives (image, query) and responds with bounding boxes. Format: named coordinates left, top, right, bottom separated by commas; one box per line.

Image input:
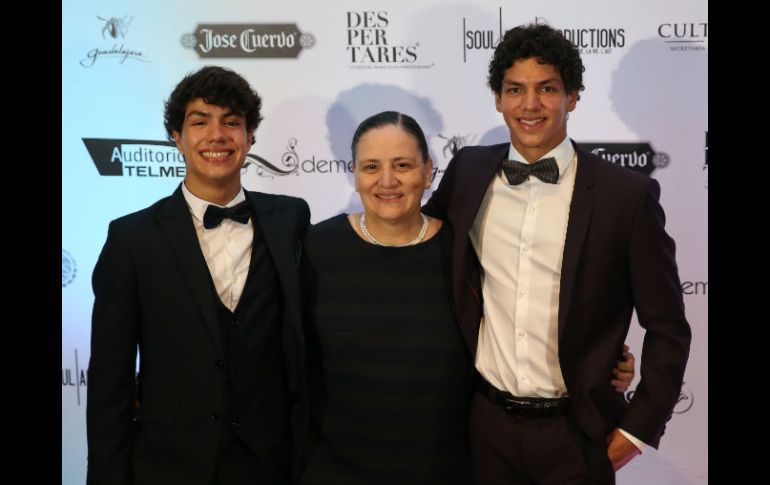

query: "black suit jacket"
left=86, top=186, right=310, bottom=485
left=423, top=141, right=691, bottom=448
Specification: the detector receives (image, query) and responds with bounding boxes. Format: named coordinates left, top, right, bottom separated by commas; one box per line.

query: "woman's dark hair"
left=163, top=65, right=263, bottom=141
left=350, top=111, right=429, bottom=165
left=488, top=23, right=585, bottom=100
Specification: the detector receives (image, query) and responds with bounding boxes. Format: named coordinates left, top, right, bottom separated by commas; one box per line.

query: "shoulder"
left=248, top=190, right=310, bottom=214
left=454, top=142, right=509, bottom=160
left=108, top=196, right=172, bottom=234
left=306, top=213, right=349, bottom=240
left=303, top=214, right=351, bottom=260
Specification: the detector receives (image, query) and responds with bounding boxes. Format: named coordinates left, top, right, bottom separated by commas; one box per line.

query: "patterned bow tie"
left=203, top=200, right=252, bottom=229
left=501, top=157, right=559, bottom=185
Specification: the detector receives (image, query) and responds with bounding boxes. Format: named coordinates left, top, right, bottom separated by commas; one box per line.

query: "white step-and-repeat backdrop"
left=62, top=1, right=707, bottom=483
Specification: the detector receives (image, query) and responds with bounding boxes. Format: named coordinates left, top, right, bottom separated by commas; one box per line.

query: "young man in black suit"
left=424, top=24, right=691, bottom=484
left=87, top=66, right=309, bottom=485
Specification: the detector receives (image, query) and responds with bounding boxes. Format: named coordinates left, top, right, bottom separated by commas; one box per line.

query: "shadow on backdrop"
left=610, top=38, right=707, bottom=153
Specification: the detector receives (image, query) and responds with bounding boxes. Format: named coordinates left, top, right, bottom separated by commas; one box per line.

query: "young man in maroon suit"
left=424, top=24, right=691, bottom=484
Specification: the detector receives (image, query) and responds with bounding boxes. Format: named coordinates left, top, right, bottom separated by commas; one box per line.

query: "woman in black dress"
left=299, top=112, right=634, bottom=485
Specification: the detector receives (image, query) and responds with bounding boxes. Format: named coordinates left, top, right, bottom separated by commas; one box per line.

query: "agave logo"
left=439, top=133, right=477, bottom=159
left=62, top=250, right=77, bottom=287
left=98, top=15, right=131, bottom=39
left=80, top=15, right=150, bottom=67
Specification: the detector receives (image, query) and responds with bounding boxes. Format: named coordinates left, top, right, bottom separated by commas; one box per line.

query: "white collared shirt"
left=181, top=183, right=253, bottom=311
left=471, top=136, right=576, bottom=398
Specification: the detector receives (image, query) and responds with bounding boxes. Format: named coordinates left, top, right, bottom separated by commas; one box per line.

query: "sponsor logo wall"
left=63, top=1, right=707, bottom=483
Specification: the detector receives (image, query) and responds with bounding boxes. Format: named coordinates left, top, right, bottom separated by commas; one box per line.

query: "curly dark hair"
left=163, top=65, right=263, bottom=142
left=488, top=24, right=584, bottom=100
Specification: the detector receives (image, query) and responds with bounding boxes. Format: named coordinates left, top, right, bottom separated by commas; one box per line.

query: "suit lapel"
left=247, top=192, right=299, bottom=311
left=558, top=147, right=597, bottom=339
left=453, top=143, right=509, bottom=235
left=157, top=186, right=223, bottom=354
left=451, top=143, right=508, bottom=353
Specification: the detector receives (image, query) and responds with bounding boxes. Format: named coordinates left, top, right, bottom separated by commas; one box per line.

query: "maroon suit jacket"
left=423, top=140, right=691, bottom=448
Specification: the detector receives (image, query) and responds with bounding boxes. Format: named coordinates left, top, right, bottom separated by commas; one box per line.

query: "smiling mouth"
left=519, top=118, right=545, bottom=127
left=376, top=194, right=403, bottom=200
left=201, top=150, right=233, bottom=161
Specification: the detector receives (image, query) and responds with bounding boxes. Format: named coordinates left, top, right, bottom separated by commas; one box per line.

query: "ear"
left=249, top=131, right=256, bottom=146
left=424, top=157, right=434, bottom=188
left=495, top=92, right=503, bottom=113
left=172, top=131, right=183, bottom=153
left=566, top=90, right=578, bottom=113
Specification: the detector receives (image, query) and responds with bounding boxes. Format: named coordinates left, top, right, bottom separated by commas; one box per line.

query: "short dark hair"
left=350, top=111, right=429, bottom=165
left=163, top=65, right=263, bottom=141
left=488, top=23, right=584, bottom=100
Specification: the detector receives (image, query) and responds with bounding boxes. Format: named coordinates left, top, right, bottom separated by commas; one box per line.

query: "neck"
left=361, top=211, right=425, bottom=246
left=512, top=135, right=568, bottom=163
left=184, top=180, right=241, bottom=206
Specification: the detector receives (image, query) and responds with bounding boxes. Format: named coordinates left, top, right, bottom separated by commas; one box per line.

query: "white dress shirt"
left=181, top=183, right=253, bottom=311
left=470, top=136, right=646, bottom=451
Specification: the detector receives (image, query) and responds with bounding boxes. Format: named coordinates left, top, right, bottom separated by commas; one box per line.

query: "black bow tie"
left=501, top=157, right=559, bottom=185
left=203, top=200, right=252, bottom=229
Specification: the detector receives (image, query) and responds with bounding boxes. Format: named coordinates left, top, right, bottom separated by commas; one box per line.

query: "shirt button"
left=522, top=245, right=529, bottom=252
left=521, top=376, right=528, bottom=381
left=231, top=419, right=240, bottom=428
left=518, top=331, right=525, bottom=338
left=231, top=319, right=240, bottom=327
left=519, top=290, right=527, bottom=296
left=528, top=207, right=535, bottom=213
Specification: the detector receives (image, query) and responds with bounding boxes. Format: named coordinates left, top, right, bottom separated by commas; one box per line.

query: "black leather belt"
left=476, top=373, right=570, bottom=418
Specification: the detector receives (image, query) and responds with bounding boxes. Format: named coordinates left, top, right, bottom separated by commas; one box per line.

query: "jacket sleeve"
left=619, top=178, right=692, bottom=448
left=87, top=221, right=140, bottom=485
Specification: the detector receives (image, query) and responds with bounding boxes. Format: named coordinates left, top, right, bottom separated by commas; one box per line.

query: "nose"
left=522, top=89, right=541, bottom=111
left=206, top=122, right=227, bottom=141
left=379, top=166, right=398, bottom=188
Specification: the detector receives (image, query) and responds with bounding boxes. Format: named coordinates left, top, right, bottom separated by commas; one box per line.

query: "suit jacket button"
left=231, top=419, right=240, bottom=428
left=215, top=359, right=224, bottom=369
left=231, top=319, right=240, bottom=327
left=210, top=411, right=219, bottom=420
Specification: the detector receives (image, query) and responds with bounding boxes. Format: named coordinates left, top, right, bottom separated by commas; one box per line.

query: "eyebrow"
left=361, top=156, right=417, bottom=164
left=502, top=78, right=560, bottom=86
left=185, top=109, right=241, bottom=119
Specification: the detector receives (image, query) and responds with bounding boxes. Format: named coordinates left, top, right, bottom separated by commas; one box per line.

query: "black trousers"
left=211, top=424, right=290, bottom=485
left=469, top=390, right=615, bottom=485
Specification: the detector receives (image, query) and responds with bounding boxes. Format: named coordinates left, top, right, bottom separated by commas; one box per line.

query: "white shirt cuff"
left=618, top=428, right=647, bottom=452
